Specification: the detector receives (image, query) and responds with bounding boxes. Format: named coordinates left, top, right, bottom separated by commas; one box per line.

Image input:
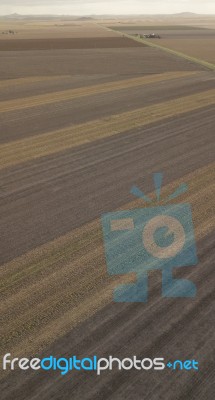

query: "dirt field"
left=150, top=38, right=215, bottom=64
left=0, top=37, right=146, bottom=51
left=103, top=15, right=215, bottom=29
left=0, top=20, right=119, bottom=39
left=0, top=45, right=203, bottom=80
left=109, top=25, right=215, bottom=39
left=0, top=17, right=215, bottom=400
left=109, top=22, right=215, bottom=64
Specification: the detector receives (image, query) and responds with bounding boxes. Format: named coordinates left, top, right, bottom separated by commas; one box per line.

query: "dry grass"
left=0, top=75, right=72, bottom=89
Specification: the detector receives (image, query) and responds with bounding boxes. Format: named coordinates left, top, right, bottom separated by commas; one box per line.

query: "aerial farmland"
left=0, top=13, right=215, bottom=400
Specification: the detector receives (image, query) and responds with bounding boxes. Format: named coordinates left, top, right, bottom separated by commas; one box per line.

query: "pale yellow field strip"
left=0, top=71, right=197, bottom=113
left=0, top=162, right=215, bottom=359
left=0, top=75, right=72, bottom=89
left=0, top=88, right=215, bottom=170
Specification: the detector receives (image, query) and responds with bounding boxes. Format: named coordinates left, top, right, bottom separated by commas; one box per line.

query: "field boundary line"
left=103, top=25, right=215, bottom=72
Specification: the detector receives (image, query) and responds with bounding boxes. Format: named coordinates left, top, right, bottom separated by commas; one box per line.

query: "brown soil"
left=0, top=17, right=214, bottom=400
left=0, top=37, right=146, bottom=51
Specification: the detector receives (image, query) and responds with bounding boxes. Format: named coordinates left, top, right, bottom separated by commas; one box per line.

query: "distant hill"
left=0, top=12, right=214, bottom=20
left=175, top=12, right=198, bottom=16
left=76, top=17, right=95, bottom=21
left=172, top=12, right=201, bottom=18
left=0, top=14, right=77, bottom=20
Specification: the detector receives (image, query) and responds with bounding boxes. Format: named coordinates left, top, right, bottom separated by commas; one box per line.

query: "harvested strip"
left=0, top=88, right=214, bottom=170
left=0, top=71, right=197, bottom=113
left=0, top=75, right=71, bottom=89
left=0, top=163, right=214, bottom=357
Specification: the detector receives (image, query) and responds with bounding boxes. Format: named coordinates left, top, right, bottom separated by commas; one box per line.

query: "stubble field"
left=0, top=17, right=215, bottom=400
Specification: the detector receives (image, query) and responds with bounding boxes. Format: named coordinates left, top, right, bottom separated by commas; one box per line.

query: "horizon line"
left=0, top=12, right=214, bottom=17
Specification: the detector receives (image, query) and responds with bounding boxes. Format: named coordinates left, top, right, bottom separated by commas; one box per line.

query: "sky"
left=0, top=0, right=214, bottom=16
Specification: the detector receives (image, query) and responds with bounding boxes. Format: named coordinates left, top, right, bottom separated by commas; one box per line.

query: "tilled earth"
left=0, top=22, right=215, bottom=400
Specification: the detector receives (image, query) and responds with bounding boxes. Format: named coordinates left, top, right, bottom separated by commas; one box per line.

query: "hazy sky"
left=0, top=0, right=214, bottom=16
